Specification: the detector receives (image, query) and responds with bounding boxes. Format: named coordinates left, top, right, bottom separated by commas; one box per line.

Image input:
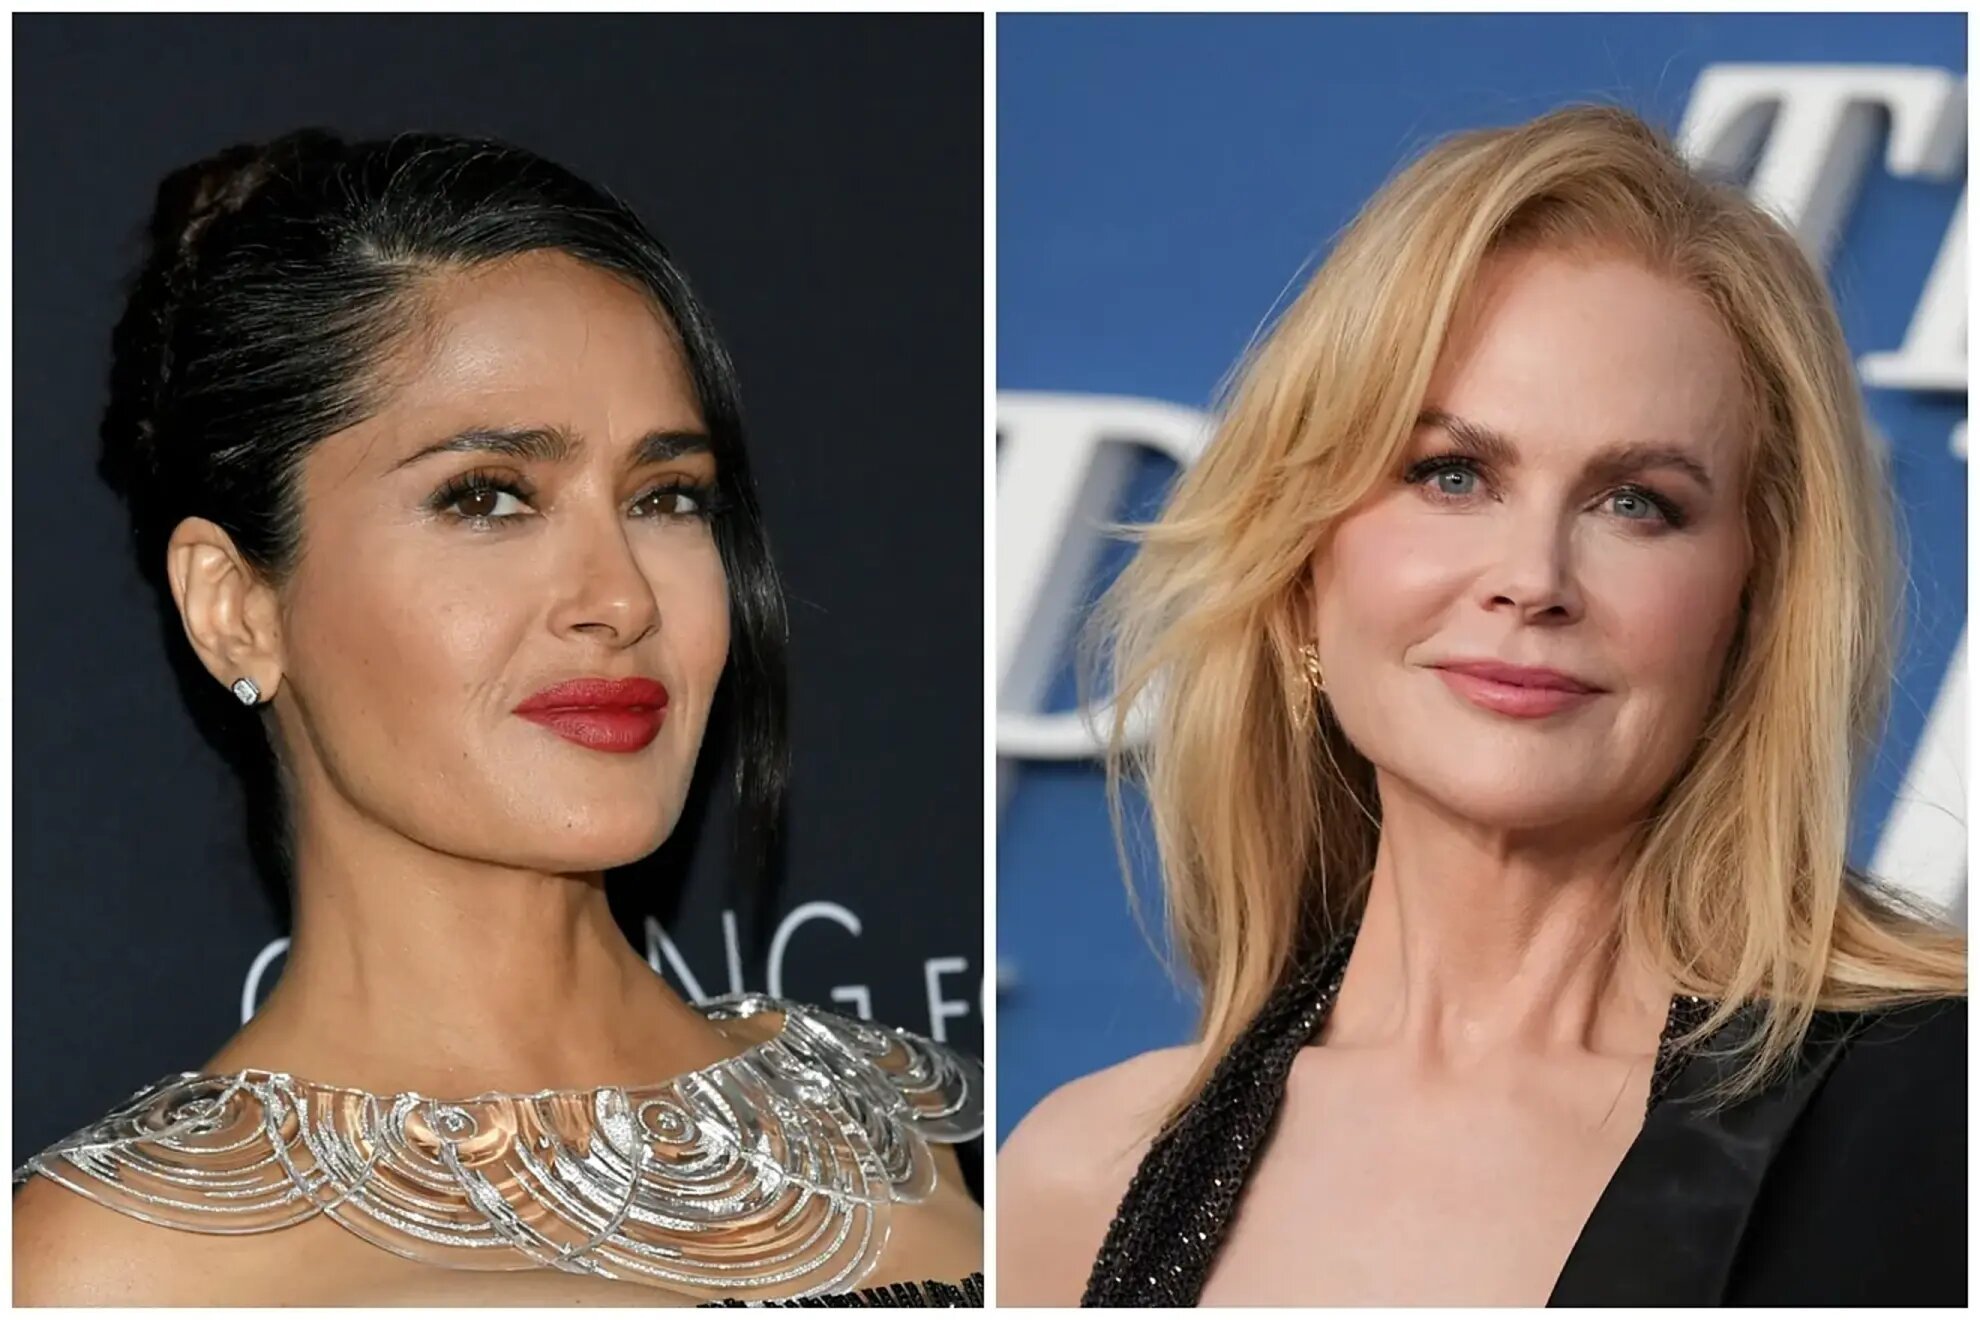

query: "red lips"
left=514, top=677, right=669, bottom=753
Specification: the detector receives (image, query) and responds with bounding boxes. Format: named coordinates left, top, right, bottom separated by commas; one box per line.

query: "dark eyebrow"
left=389, top=425, right=712, bottom=473
left=1416, top=409, right=1715, bottom=494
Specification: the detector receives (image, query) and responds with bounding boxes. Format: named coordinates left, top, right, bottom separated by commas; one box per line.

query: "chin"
left=1411, top=772, right=1609, bottom=835
left=496, top=806, right=682, bottom=873
left=508, top=839, right=670, bottom=875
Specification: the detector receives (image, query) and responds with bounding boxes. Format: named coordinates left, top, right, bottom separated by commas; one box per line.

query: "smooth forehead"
left=1426, top=246, right=1749, bottom=469
left=361, top=249, right=705, bottom=455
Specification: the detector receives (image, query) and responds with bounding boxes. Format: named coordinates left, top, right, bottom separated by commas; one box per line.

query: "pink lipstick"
left=1432, top=660, right=1602, bottom=719
left=514, top=677, right=669, bottom=753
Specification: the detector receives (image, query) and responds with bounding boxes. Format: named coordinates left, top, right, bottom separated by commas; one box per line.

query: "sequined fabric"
left=703, top=1271, right=984, bottom=1307
left=1080, top=923, right=1717, bottom=1306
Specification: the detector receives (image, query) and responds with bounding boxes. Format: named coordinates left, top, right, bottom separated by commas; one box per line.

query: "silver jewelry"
left=230, top=677, right=262, bottom=706
left=13, top=995, right=982, bottom=1302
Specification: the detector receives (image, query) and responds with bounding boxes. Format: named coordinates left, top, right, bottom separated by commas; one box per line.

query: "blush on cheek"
left=1610, top=550, right=1746, bottom=688
left=1313, top=501, right=1472, bottom=658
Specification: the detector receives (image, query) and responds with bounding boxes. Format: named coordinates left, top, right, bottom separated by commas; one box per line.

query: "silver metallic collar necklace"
left=15, top=994, right=983, bottom=1302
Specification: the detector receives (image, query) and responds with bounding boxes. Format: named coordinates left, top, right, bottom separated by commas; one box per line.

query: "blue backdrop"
left=996, top=12, right=1967, bottom=1142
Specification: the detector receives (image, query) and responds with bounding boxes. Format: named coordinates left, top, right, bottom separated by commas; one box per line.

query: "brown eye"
left=433, top=477, right=533, bottom=522
left=455, top=487, right=502, bottom=519
left=634, top=485, right=709, bottom=518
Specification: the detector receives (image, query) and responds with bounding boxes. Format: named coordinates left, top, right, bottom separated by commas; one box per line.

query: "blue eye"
left=1607, top=488, right=1684, bottom=526
left=1435, top=467, right=1477, bottom=496
left=1406, top=455, right=1485, bottom=500
left=1406, top=454, right=1687, bottom=531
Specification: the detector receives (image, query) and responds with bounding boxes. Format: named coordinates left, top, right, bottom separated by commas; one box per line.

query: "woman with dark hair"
left=13, top=130, right=983, bottom=1306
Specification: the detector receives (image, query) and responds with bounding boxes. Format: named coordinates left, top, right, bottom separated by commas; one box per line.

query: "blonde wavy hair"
left=1095, top=104, right=1965, bottom=1119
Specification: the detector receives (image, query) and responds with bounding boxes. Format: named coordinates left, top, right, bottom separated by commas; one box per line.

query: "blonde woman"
left=998, top=106, right=1965, bottom=1307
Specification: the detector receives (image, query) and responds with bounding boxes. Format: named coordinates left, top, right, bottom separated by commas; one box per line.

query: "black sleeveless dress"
left=1081, top=925, right=1966, bottom=1307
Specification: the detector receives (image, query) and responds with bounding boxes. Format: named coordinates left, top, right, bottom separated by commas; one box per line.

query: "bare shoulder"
left=870, top=1141, right=983, bottom=1289
left=12, top=1175, right=214, bottom=1305
left=996, top=1044, right=1204, bottom=1306
left=1002, top=1044, right=1203, bottom=1180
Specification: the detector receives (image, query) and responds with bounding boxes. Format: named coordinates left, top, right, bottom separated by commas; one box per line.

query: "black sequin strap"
left=701, top=1272, right=983, bottom=1307
left=1080, top=923, right=1715, bottom=1306
left=1081, top=927, right=1357, bottom=1305
left=1649, top=992, right=1716, bottom=1109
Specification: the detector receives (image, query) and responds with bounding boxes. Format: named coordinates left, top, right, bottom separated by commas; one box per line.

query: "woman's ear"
left=1301, top=538, right=1329, bottom=636
left=164, top=517, right=284, bottom=704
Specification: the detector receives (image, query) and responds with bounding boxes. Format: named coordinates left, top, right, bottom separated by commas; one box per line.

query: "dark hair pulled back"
left=99, top=128, right=789, bottom=897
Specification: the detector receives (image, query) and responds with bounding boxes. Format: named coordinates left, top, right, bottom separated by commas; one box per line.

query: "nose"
left=1482, top=512, right=1582, bottom=624
left=548, top=508, right=661, bottom=648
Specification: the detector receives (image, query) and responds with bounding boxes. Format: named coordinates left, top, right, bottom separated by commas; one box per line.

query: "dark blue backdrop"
left=997, top=12, right=1967, bottom=1141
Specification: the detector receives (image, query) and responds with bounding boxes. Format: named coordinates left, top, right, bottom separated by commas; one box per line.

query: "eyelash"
left=427, top=470, right=727, bottom=529
left=1403, top=454, right=1689, bottom=530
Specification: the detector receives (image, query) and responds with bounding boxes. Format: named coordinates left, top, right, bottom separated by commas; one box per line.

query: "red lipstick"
left=514, top=677, right=669, bottom=753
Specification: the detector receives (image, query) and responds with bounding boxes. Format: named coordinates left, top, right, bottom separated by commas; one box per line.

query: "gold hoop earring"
left=1300, top=642, right=1324, bottom=693
left=1294, top=641, right=1325, bottom=732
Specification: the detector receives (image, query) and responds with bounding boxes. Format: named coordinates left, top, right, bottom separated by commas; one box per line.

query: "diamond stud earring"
left=231, top=677, right=262, bottom=706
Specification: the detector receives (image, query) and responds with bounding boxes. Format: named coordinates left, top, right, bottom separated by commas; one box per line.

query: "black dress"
left=1082, top=926, right=1966, bottom=1306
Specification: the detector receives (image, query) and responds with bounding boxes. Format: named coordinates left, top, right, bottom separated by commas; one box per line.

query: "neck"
left=1326, top=773, right=1672, bottom=1069
left=207, top=785, right=735, bottom=1097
